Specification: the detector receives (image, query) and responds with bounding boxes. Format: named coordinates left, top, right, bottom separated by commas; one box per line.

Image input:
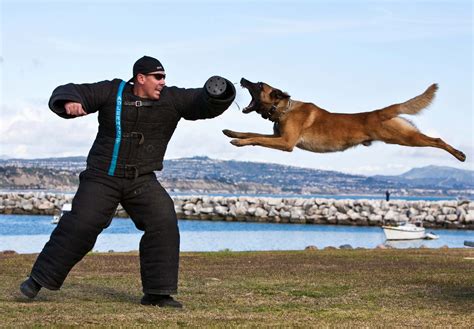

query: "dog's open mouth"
left=240, top=78, right=259, bottom=113
left=242, top=98, right=257, bottom=113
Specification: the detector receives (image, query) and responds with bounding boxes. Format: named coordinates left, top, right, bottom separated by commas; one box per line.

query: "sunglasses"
left=147, top=73, right=166, bottom=81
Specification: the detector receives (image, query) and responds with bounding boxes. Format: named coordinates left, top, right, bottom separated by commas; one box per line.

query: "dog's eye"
left=258, top=82, right=263, bottom=89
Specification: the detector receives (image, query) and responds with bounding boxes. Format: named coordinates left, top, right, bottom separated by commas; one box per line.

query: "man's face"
left=136, top=71, right=166, bottom=100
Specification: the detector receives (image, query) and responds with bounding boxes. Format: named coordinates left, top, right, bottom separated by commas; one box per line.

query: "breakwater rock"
left=1, top=193, right=473, bottom=229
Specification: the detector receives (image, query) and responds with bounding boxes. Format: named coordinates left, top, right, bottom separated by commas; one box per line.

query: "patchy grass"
left=1, top=249, right=473, bottom=327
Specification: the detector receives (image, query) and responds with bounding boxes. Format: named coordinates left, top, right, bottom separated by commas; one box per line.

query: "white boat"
left=382, top=222, right=426, bottom=240
left=424, top=232, right=439, bottom=240
left=51, top=203, right=72, bottom=224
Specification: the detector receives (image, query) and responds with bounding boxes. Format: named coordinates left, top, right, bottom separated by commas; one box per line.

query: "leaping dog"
left=223, top=78, right=465, bottom=162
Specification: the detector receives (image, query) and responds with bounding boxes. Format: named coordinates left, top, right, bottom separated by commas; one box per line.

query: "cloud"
left=340, top=163, right=412, bottom=176
left=246, top=4, right=471, bottom=42
left=1, top=102, right=97, bottom=158
left=1, top=94, right=471, bottom=176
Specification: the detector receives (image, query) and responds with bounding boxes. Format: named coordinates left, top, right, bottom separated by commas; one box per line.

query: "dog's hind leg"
left=412, top=134, right=465, bottom=162
left=378, top=118, right=466, bottom=161
left=385, top=131, right=466, bottom=162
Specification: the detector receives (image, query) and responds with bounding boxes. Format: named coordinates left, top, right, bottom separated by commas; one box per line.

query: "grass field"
left=1, top=249, right=473, bottom=327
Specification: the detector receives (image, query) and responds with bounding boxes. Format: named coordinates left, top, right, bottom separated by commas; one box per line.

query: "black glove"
left=205, top=76, right=230, bottom=99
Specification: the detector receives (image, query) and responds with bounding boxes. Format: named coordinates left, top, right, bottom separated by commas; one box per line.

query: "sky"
left=1, top=0, right=472, bottom=175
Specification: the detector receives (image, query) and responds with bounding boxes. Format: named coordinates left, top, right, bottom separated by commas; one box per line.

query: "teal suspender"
left=107, top=80, right=126, bottom=176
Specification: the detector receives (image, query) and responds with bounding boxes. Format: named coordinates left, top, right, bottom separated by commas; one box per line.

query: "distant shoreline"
left=0, top=189, right=463, bottom=201
left=2, top=156, right=472, bottom=198
left=1, top=192, right=472, bottom=230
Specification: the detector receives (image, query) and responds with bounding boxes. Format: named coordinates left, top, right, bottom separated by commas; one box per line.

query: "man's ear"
left=270, top=89, right=290, bottom=100
left=136, top=74, right=146, bottom=85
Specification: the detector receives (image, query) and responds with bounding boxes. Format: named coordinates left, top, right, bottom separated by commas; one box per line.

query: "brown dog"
left=223, top=78, right=466, bottom=162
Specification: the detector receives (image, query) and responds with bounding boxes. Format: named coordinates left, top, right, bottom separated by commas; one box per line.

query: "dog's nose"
left=240, top=77, right=249, bottom=85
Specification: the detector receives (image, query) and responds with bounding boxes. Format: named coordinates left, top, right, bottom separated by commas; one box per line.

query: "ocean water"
left=174, top=193, right=461, bottom=201
left=0, top=190, right=464, bottom=202
left=0, top=215, right=472, bottom=254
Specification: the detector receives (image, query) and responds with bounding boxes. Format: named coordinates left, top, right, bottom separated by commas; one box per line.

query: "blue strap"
left=107, top=80, right=126, bottom=176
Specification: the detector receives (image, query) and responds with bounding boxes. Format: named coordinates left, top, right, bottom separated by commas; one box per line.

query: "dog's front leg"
left=222, top=129, right=277, bottom=139
left=230, top=136, right=297, bottom=152
left=229, top=119, right=302, bottom=152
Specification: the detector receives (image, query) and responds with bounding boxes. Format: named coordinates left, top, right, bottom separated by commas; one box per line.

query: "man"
left=19, top=56, right=236, bottom=308
left=385, top=190, right=391, bottom=202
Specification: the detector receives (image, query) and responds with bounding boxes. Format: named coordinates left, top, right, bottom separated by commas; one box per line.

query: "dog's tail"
left=376, top=84, right=438, bottom=121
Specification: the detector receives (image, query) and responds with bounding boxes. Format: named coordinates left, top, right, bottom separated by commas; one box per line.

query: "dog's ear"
left=270, top=89, right=290, bottom=100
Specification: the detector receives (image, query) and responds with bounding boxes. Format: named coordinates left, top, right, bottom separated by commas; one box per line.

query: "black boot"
left=20, top=277, right=42, bottom=299
left=140, top=294, right=183, bottom=308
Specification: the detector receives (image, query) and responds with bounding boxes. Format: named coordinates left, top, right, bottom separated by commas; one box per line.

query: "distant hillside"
left=374, top=165, right=474, bottom=189
left=401, top=165, right=473, bottom=180
left=1, top=156, right=87, bottom=171
left=0, top=167, right=78, bottom=191
left=159, top=156, right=367, bottom=192
left=0, top=156, right=472, bottom=197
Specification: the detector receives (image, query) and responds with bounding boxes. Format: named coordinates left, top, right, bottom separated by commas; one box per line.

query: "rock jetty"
left=0, top=192, right=473, bottom=229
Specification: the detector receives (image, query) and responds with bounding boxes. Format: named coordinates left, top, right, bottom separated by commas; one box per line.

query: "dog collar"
left=266, top=98, right=292, bottom=122
left=286, top=99, right=292, bottom=112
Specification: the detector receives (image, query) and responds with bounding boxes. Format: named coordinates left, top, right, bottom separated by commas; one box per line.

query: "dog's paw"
left=230, top=139, right=244, bottom=147
left=222, top=129, right=237, bottom=138
left=456, top=150, right=466, bottom=162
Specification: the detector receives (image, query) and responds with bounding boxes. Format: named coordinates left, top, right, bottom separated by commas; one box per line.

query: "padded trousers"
left=30, top=168, right=180, bottom=295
